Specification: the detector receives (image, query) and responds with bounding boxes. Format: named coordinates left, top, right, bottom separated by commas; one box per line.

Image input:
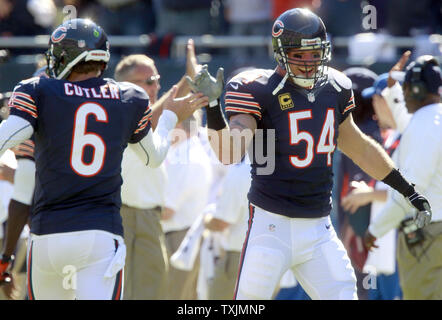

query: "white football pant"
left=26, top=230, right=125, bottom=300
left=234, top=204, right=357, bottom=300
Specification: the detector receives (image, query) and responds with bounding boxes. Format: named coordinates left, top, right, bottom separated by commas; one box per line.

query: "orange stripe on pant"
left=233, top=203, right=255, bottom=300
left=27, top=241, right=35, bottom=300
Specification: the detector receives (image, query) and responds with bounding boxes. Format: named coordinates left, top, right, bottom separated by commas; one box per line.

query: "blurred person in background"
left=342, top=71, right=403, bottom=300
left=114, top=54, right=168, bottom=300
left=203, top=157, right=250, bottom=300
left=365, top=54, right=442, bottom=300
left=114, top=39, right=202, bottom=299
left=335, top=67, right=381, bottom=299
left=161, top=112, right=213, bottom=300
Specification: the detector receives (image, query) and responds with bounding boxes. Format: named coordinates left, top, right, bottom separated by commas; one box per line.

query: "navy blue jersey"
left=8, top=76, right=152, bottom=236
left=225, top=68, right=355, bottom=218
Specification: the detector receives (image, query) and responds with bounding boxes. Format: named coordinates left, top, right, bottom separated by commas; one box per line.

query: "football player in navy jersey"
left=0, top=18, right=208, bottom=300
left=188, top=8, right=432, bottom=300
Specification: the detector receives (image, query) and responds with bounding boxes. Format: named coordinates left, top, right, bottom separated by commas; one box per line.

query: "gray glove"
left=408, top=192, right=432, bottom=228
left=186, top=64, right=224, bottom=104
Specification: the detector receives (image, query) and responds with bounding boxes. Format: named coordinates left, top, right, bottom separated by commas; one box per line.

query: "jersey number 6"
left=288, top=109, right=335, bottom=168
left=70, top=102, right=108, bottom=177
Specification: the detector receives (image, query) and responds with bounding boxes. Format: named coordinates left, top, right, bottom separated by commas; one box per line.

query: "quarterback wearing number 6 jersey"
left=0, top=19, right=208, bottom=300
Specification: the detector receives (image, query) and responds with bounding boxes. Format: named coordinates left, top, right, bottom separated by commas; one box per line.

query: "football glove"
left=407, top=192, right=432, bottom=228
left=0, top=255, right=13, bottom=285
left=185, top=64, right=224, bottom=104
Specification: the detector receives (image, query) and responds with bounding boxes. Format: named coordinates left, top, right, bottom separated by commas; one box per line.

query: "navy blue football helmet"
left=272, top=8, right=331, bottom=89
left=46, top=18, right=110, bottom=79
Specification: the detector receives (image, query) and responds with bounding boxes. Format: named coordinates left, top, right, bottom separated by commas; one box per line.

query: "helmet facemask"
left=276, top=38, right=331, bottom=89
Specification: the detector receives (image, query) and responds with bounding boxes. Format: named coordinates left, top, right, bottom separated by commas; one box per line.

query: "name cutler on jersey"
left=64, top=82, right=120, bottom=99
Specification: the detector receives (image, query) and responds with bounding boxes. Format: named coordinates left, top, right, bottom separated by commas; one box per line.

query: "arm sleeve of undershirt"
left=128, top=110, right=178, bottom=168
left=368, top=191, right=408, bottom=238
left=0, top=115, right=34, bottom=159
left=12, top=158, right=35, bottom=205
left=381, top=83, right=412, bottom=133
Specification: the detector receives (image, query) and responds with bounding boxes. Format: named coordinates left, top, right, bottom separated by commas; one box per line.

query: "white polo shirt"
left=0, top=150, right=16, bottom=235
left=370, top=103, right=442, bottom=238
left=161, top=135, right=213, bottom=233
left=213, top=160, right=251, bottom=252
left=120, top=145, right=167, bottom=210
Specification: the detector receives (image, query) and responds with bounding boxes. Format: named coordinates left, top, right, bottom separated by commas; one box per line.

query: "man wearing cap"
left=364, top=54, right=442, bottom=300
left=341, top=72, right=403, bottom=300
left=335, top=67, right=381, bottom=299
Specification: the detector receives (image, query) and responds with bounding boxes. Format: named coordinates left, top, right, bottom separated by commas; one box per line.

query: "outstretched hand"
left=388, top=50, right=411, bottom=88
left=407, top=191, right=432, bottom=228
left=164, top=85, right=209, bottom=123
left=185, top=38, right=202, bottom=81
left=186, top=65, right=224, bottom=104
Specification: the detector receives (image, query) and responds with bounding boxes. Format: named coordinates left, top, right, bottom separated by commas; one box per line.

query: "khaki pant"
left=121, top=205, right=169, bottom=300
left=164, top=228, right=200, bottom=300
left=208, top=250, right=241, bottom=300
left=397, top=221, right=442, bottom=300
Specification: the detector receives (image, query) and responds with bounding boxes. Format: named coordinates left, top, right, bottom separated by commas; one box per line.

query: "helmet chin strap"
left=292, top=77, right=315, bottom=89
left=273, top=44, right=290, bottom=95
left=272, top=72, right=289, bottom=95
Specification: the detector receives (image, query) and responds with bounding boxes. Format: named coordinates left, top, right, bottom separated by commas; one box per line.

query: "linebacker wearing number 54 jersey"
left=189, top=8, right=432, bottom=300
left=0, top=19, right=208, bottom=299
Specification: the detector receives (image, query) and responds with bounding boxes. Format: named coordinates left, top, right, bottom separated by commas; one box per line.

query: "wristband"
left=382, top=168, right=415, bottom=197
left=205, top=99, right=227, bottom=131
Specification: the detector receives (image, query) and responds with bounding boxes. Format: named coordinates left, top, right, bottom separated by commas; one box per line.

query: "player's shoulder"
left=107, top=78, right=149, bottom=103
left=326, top=68, right=353, bottom=93
left=14, top=76, right=46, bottom=91
left=226, top=68, right=273, bottom=91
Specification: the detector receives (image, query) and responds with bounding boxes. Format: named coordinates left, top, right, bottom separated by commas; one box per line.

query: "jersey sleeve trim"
left=9, top=92, right=38, bottom=119
left=342, top=91, right=355, bottom=114
left=224, top=91, right=262, bottom=120
left=134, top=105, right=152, bottom=135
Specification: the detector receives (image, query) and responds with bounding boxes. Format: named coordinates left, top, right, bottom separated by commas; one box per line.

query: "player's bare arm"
left=337, top=113, right=394, bottom=180
left=186, top=64, right=258, bottom=164
left=207, top=113, right=257, bottom=165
